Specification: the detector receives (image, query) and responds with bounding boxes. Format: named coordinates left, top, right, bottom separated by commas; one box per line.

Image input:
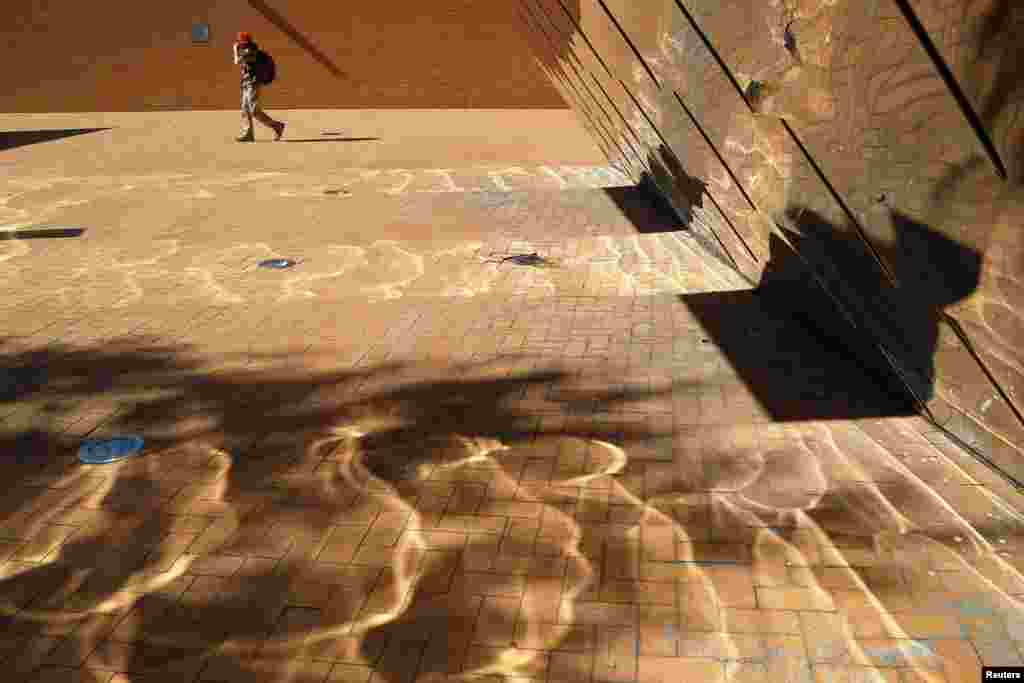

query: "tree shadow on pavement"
left=0, top=339, right=670, bottom=680
left=0, top=326, right=1017, bottom=683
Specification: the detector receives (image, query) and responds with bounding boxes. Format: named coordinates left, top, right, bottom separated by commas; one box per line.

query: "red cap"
left=236, top=31, right=252, bottom=43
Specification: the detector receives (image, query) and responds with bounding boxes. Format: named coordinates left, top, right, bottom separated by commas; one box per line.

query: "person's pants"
left=240, top=84, right=278, bottom=135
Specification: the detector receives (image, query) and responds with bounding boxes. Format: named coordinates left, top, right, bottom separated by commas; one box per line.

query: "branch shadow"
left=971, top=0, right=1024, bottom=179
left=0, top=128, right=111, bottom=153
left=932, top=0, right=1024, bottom=193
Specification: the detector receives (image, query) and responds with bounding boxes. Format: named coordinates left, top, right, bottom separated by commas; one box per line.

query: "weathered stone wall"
left=519, top=0, right=1024, bottom=483
left=4, top=0, right=565, bottom=111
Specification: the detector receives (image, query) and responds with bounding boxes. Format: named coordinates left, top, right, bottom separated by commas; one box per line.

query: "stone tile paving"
left=0, top=111, right=1020, bottom=682
left=3, top=290, right=1020, bottom=683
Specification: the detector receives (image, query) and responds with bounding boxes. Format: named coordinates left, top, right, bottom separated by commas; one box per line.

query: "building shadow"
left=597, top=142, right=715, bottom=235
left=628, top=144, right=759, bottom=279
left=600, top=183, right=682, bottom=234
left=644, top=144, right=709, bottom=225
left=929, top=0, right=1024, bottom=194
left=573, top=189, right=983, bottom=422
left=750, top=207, right=981, bottom=408
left=0, top=128, right=110, bottom=152
left=680, top=285, right=918, bottom=422
left=0, top=228, right=85, bottom=241
left=246, top=0, right=351, bottom=79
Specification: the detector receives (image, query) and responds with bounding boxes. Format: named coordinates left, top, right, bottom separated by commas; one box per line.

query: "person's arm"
left=233, top=42, right=241, bottom=65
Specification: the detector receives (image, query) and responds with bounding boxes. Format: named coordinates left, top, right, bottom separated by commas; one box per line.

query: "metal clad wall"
left=517, top=0, right=1024, bottom=482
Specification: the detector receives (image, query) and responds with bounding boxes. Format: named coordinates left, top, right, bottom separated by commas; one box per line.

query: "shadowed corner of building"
left=754, top=206, right=982, bottom=409
left=600, top=180, right=685, bottom=235
left=598, top=144, right=707, bottom=235
left=0, top=127, right=111, bottom=152
left=582, top=123, right=982, bottom=420
left=647, top=143, right=709, bottom=224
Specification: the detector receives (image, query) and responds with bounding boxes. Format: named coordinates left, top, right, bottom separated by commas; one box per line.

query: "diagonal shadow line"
left=246, top=0, right=351, bottom=79
left=285, top=137, right=380, bottom=143
left=0, top=228, right=85, bottom=241
left=0, top=128, right=111, bottom=152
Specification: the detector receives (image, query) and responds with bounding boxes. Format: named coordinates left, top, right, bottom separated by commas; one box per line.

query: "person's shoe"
left=273, top=121, right=286, bottom=141
left=236, top=132, right=255, bottom=142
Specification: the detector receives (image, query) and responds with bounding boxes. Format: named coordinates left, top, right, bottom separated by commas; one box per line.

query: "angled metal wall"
left=516, top=0, right=1024, bottom=486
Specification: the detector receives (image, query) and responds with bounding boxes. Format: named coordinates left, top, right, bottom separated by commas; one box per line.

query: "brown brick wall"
left=3, top=0, right=566, bottom=112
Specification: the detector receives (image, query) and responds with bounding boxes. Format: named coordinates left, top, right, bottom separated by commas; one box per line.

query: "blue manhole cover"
left=258, top=259, right=297, bottom=269
left=78, top=436, right=145, bottom=465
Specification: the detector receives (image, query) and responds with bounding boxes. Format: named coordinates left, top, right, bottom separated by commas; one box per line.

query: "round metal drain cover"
left=259, top=258, right=297, bottom=269
left=78, top=436, right=145, bottom=465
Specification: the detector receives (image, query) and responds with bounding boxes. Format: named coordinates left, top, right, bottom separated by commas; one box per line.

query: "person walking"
left=234, top=32, right=285, bottom=142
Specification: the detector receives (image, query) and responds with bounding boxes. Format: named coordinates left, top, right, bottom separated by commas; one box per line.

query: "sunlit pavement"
left=0, top=110, right=1021, bottom=682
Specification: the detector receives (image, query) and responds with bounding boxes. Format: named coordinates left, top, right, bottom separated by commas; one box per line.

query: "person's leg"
left=249, top=86, right=285, bottom=140
left=252, top=105, right=277, bottom=129
left=238, top=85, right=255, bottom=141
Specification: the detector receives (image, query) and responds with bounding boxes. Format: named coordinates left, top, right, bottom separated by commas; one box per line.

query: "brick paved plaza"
left=1, top=110, right=1021, bottom=682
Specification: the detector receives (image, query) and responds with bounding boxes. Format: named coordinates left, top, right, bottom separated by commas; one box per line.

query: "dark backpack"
left=253, top=49, right=276, bottom=86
